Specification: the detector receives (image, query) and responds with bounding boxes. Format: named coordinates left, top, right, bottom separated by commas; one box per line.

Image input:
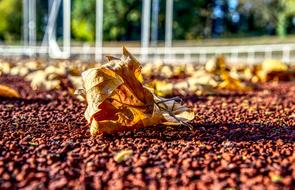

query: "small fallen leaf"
left=270, top=174, right=283, bottom=183
left=25, top=70, right=61, bottom=90
left=24, top=60, right=43, bottom=70
left=255, top=60, right=288, bottom=82
left=28, top=142, right=39, bottom=146
left=10, top=66, right=30, bottom=76
left=205, top=55, right=226, bottom=74
left=218, top=72, right=251, bottom=91
left=0, top=61, right=11, bottom=74
left=224, top=188, right=235, bottom=190
left=68, top=75, right=83, bottom=90
left=148, top=71, right=217, bottom=97
left=147, top=80, right=173, bottom=97
left=114, top=149, right=133, bottom=163
left=262, top=60, right=287, bottom=74
left=161, top=65, right=174, bottom=78
left=141, top=63, right=154, bottom=77
left=0, top=84, right=20, bottom=98
left=45, top=65, right=66, bottom=76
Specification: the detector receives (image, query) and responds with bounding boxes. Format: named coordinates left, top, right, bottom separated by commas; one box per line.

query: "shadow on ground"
left=104, top=122, right=295, bottom=143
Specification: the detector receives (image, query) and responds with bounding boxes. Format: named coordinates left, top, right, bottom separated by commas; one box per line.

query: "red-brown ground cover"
left=0, top=75, right=294, bottom=189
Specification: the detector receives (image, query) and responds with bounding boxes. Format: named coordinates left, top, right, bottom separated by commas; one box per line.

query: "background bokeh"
left=1, top=0, right=295, bottom=44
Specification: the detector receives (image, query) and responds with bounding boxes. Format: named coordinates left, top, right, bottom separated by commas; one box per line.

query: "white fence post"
left=165, top=0, right=173, bottom=62
left=63, top=0, right=71, bottom=58
left=29, top=0, right=36, bottom=54
left=23, top=0, right=36, bottom=56
left=141, top=0, right=151, bottom=63
left=248, top=49, right=255, bottom=64
left=95, top=0, right=104, bottom=61
left=23, top=0, right=29, bottom=47
left=265, top=47, right=272, bottom=60
left=283, top=46, right=290, bottom=64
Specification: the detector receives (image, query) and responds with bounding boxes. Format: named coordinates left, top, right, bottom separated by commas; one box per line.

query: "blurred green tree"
left=71, top=0, right=141, bottom=42
left=277, top=0, right=295, bottom=37
left=71, top=0, right=95, bottom=42
left=0, top=0, right=22, bottom=43
left=173, top=0, right=213, bottom=40
left=238, top=0, right=295, bottom=37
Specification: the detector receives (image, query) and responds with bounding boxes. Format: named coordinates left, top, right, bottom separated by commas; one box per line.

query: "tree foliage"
left=71, top=0, right=141, bottom=42
left=238, top=0, right=295, bottom=37
left=0, top=0, right=22, bottom=42
left=0, top=0, right=295, bottom=43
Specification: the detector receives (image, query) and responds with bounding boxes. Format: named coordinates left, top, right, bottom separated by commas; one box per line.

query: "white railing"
left=0, top=43, right=295, bottom=64
left=15, top=1, right=295, bottom=65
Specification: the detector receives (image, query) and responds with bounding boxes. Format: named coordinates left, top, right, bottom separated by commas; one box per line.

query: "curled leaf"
left=79, top=47, right=194, bottom=135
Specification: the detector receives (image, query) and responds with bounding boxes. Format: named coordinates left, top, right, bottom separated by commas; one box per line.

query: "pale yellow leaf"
left=205, top=56, right=226, bottom=73
left=262, top=60, right=287, bottom=73
left=114, top=149, right=133, bottom=163
left=255, top=60, right=288, bottom=82
left=218, top=72, right=251, bottom=91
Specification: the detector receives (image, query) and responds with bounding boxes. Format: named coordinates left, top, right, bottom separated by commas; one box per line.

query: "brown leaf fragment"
left=0, top=84, right=20, bottom=98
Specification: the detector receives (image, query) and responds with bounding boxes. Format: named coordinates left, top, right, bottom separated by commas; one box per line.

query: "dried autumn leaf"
left=229, top=64, right=253, bottom=81
left=79, top=47, right=194, bottom=135
left=148, top=76, right=216, bottom=97
left=25, top=70, right=61, bottom=90
left=218, top=72, right=251, bottom=91
left=0, top=84, right=20, bottom=98
left=205, top=55, right=226, bottom=74
left=141, top=63, right=154, bottom=77
left=10, top=66, right=30, bottom=76
left=204, top=55, right=251, bottom=91
left=161, top=65, right=174, bottom=78
left=147, top=80, right=173, bottom=97
left=24, top=60, right=43, bottom=70
left=191, top=70, right=218, bottom=87
left=261, top=59, right=287, bottom=74
left=68, top=75, right=83, bottom=90
left=0, top=61, right=11, bottom=75
left=255, top=60, right=289, bottom=82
